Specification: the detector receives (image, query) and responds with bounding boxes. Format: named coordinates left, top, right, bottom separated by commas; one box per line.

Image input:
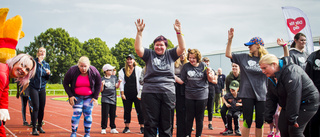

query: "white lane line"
left=8, top=106, right=84, bottom=137
left=4, top=125, right=17, bottom=137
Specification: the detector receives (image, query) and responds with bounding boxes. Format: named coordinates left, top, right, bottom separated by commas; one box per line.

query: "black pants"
left=20, top=96, right=31, bottom=123
left=206, top=92, right=214, bottom=121
left=226, top=110, right=241, bottom=131
left=220, top=104, right=228, bottom=128
left=122, top=97, right=144, bottom=124
left=101, top=103, right=116, bottom=129
left=278, top=108, right=317, bottom=137
left=175, top=83, right=186, bottom=137
left=141, top=93, right=175, bottom=137
left=185, top=99, right=208, bottom=137
left=29, top=87, right=46, bottom=128
left=303, top=106, right=320, bottom=137
left=242, top=99, right=265, bottom=128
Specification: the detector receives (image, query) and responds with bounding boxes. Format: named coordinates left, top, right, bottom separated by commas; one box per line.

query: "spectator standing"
left=174, top=51, right=188, bottom=136
left=100, top=64, right=121, bottom=134
left=118, top=54, right=144, bottom=133
left=288, top=33, right=309, bottom=70
left=202, top=57, right=217, bottom=130
left=305, top=44, right=320, bottom=137
left=28, top=47, right=51, bottom=135
left=215, top=68, right=225, bottom=113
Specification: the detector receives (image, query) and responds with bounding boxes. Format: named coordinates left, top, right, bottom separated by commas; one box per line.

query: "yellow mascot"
left=0, top=8, right=24, bottom=136
left=0, top=8, right=24, bottom=63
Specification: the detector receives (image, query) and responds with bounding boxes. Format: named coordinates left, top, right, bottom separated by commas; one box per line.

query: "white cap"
left=102, top=64, right=115, bottom=72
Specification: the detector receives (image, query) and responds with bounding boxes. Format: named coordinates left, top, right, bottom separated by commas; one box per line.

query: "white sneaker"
left=110, top=128, right=119, bottom=134
left=101, top=129, right=106, bottom=134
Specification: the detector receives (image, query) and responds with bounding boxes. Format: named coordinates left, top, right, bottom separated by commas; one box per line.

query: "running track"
left=5, top=96, right=270, bottom=137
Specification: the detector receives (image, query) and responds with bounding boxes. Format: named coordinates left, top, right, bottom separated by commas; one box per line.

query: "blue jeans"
left=71, top=97, right=93, bottom=134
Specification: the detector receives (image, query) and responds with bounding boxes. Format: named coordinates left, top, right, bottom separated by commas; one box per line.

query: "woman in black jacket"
left=259, top=54, right=319, bottom=137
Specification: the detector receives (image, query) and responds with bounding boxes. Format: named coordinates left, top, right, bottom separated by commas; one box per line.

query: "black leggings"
left=122, top=97, right=144, bottom=124
left=185, top=99, right=208, bottom=137
left=206, top=92, right=214, bottom=121
left=242, top=99, right=265, bottom=128
left=29, top=87, right=46, bottom=127
left=175, top=83, right=186, bottom=137
left=20, top=96, right=31, bottom=122
left=220, top=104, right=228, bottom=128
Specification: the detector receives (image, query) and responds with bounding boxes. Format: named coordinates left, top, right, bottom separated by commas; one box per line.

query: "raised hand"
left=228, top=28, right=234, bottom=40
left=174, top=19, right=181, bottom=33
left=277, top=38, right=287, bottom=46
left=135, top=19, right=145, bottom=33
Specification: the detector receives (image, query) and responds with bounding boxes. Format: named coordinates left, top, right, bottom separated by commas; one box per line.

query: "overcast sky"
left=3, top=0, right=320, bottom=54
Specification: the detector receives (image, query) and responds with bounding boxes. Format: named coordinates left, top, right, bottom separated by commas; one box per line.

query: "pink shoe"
left=274, top=132, right=280, bottom=137
left=267, top=131, right=274, bottom=137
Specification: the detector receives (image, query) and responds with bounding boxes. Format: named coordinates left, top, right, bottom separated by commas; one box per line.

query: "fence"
left=8, top=89, right=67, bottom=96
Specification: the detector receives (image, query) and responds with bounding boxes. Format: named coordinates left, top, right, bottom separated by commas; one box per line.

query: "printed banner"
left=282, top=6, right=314, bottom=53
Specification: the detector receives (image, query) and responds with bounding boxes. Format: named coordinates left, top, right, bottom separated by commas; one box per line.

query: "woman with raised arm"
left=134, top=19, right=186, bottom=137
left=225, top=28, right=289, bottom=137
left=225, top=28, right=269, bottom=137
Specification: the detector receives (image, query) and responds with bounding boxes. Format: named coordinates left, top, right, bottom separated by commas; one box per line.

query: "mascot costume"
left=0, top=8, right=24, bottom=136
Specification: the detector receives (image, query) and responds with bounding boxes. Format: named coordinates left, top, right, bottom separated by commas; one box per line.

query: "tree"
left=81, top=38, right=118, bottom=76
left=25, top=28, right=82, bottom=83
left=111, top=38, right=144, bottom=69
left=148, top=39, right=175, bottom=49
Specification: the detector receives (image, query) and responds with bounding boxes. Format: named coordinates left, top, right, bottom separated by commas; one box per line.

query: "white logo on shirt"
left=187, top=70, right=204, bottom=80
left=315, top=59, right=320, bottom=67
left=152, top=57, right=168, bottom=70
left=248, top=60, right=256, bottom=66
left=245, top=60, right=262, bottom=71
left=288, top=80, right=292, bottom=83
left=298, top=57, right=306, bottom=64
left=104, top=81, right=114, bottom=89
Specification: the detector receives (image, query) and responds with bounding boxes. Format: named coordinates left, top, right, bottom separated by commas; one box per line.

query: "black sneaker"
left=122, top=127, right=130, bottom=133
left=23, top=121, right=29, bottom=126
left=235, top=130, right=241, bottom=136
left=208, top=124, right=213, bottom=130
left=222, top=130, right=233, bottom=135
left=140, top=127, right=144, bottom=134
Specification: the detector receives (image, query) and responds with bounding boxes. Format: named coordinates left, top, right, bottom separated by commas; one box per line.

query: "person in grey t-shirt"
left=289, top=33, right=309, bottom=70
left=179, top=48, right=216, bottom=137
left=134, top=19, right=186, bottom=137
left=225, top=28, right=289, bottom=137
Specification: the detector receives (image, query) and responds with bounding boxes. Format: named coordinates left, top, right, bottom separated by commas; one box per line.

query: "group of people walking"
left=0, top=18, right=319, bottom=137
